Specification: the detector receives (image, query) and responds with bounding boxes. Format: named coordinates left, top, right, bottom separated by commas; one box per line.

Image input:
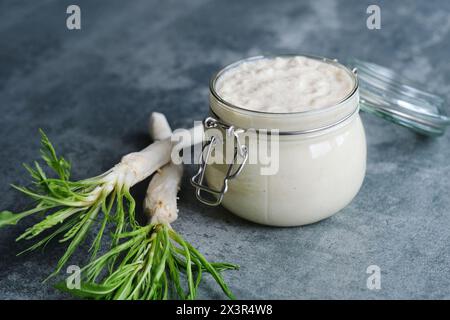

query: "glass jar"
left=192, top=55, right=366, bottom=226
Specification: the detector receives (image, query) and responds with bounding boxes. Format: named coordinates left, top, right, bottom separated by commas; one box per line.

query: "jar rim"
left=209, top=53, right=359, bottom=117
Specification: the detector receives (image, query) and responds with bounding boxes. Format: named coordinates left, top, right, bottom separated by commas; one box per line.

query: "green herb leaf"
left=60, top=224, right=238, bottom=300
left=39, top=129, right=71, bottom=181
left=0, top=211, right=20, bottom=227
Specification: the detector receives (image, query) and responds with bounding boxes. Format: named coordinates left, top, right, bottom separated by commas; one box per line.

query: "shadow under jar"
left=193, top=55, right=367, bottom=227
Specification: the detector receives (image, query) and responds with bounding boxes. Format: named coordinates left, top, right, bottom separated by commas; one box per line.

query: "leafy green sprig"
left=0, top=130, right=137, bottom=278
left=57, top=224, right=238, bottom=299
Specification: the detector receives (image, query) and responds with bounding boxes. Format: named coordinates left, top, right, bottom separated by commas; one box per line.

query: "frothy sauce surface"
left=215, top=56, right=355, bottom=113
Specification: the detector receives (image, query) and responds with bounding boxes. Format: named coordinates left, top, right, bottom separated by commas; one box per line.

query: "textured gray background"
left=1, top=0, right=449, bottom=299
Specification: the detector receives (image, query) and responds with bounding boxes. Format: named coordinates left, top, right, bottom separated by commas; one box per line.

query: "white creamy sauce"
left=215, top=56, right=354, bottom=113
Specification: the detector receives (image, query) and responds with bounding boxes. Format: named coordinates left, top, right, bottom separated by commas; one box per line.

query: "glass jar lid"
left=348, top=58, right=450, bottom=136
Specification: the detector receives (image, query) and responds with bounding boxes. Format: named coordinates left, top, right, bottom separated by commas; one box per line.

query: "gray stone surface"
left=1, top=0, right=450, bottom=299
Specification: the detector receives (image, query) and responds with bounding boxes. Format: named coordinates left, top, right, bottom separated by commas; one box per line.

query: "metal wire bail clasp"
left=191, top=116, right=248, bottom=206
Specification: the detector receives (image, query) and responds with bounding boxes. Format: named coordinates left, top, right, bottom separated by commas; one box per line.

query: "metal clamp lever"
left=191, top=117, right=248, bottom=206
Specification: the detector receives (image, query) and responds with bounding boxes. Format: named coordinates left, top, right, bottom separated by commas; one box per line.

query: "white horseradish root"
left=115, top=112, right=206, bottom=188
left=145, top=112, right=183, bottom=225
